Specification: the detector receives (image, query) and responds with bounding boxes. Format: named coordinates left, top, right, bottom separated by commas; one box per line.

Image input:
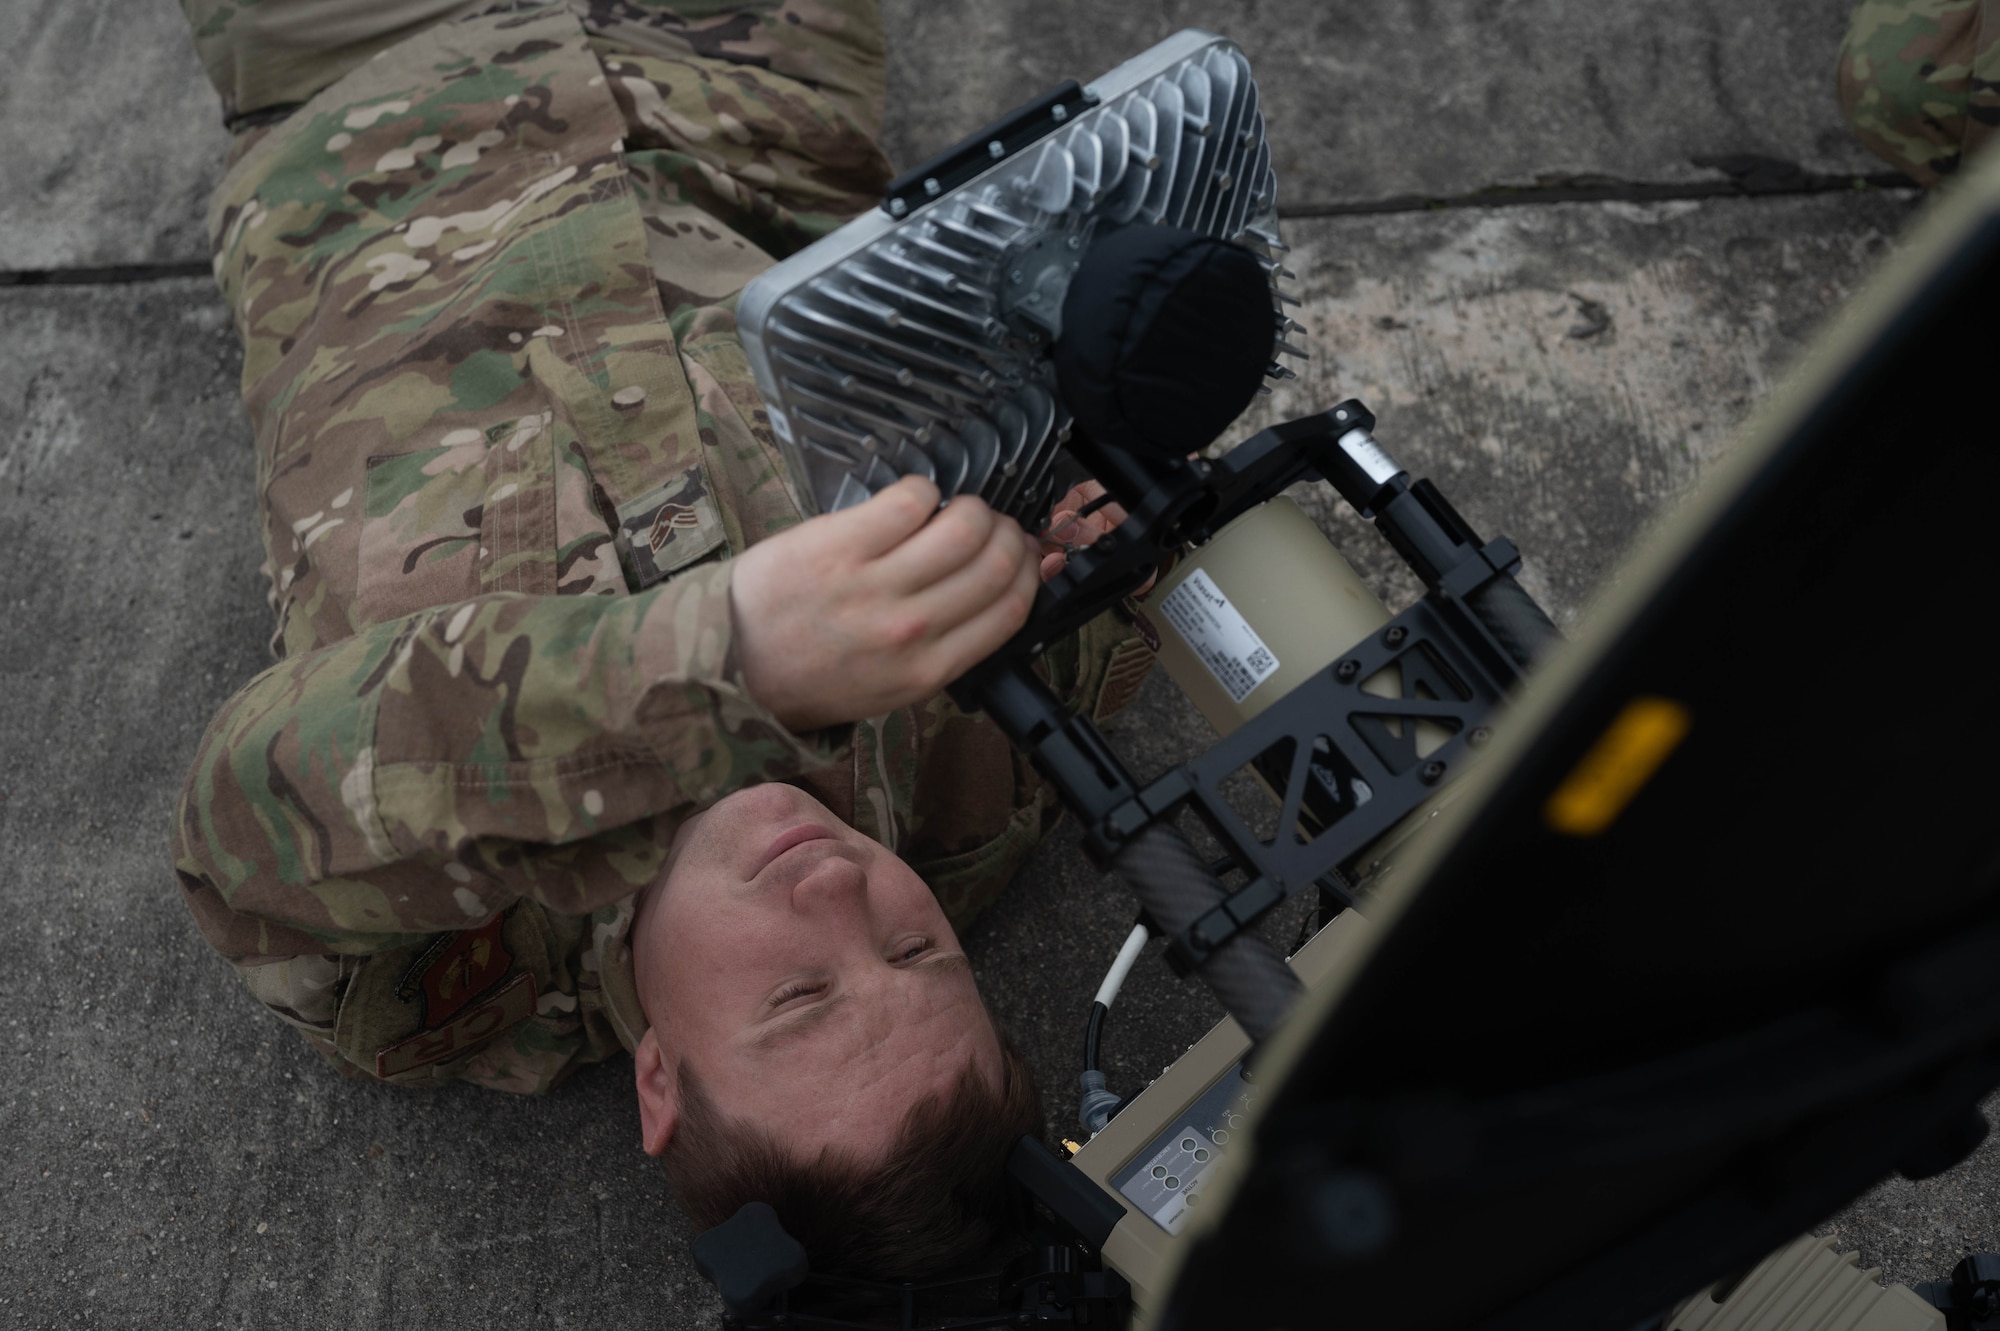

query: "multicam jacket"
left=172, top=0, right=1152, bottom=1093
left=1840, top=0, right=2000, bottom=185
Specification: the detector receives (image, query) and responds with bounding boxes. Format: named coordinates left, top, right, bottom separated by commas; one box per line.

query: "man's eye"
left=897, top=938, right=935, bottom=962
left=768, top=982, right=824, bottom=1008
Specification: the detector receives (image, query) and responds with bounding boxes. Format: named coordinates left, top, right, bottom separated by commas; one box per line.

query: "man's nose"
left=789, top=856, right=869, bottom=916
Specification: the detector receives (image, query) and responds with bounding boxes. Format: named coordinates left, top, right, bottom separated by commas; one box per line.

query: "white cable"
left=1093, top=923, right=1151, bottom=1009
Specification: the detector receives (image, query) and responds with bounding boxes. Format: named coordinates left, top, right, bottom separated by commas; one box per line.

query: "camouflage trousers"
left=1840, top=0, right=2000, bottom=184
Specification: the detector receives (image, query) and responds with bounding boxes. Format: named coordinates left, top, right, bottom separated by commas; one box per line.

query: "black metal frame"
left=952, top=399, right=1557, bottom=979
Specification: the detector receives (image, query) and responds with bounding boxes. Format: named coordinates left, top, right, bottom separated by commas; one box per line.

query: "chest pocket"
left=357, top=434, right=490, bottom=625
left=355, top=411, right=574, bottom=624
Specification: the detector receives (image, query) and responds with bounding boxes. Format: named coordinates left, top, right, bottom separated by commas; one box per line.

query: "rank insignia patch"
left=397, top=913, right=513, bottom=1028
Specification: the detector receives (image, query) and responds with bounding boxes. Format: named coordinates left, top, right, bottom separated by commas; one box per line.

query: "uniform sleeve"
left=172, top=557, right=848, bottom=960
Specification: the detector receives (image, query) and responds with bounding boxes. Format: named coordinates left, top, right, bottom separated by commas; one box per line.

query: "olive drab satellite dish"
left=1148, top=145, right=2000, bottom=1329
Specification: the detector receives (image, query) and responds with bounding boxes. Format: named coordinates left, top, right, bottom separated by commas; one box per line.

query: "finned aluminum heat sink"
left=738, top=29, right=1304, bottom=524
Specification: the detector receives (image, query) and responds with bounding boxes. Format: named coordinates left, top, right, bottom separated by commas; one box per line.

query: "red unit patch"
left=408, top=914, right=514, bottom=1028
left=375, top=972, right=539, bottom=1079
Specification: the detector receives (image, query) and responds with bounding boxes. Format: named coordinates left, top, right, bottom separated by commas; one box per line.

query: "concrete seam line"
left=1281, top=172, right=1921, bottom=219
left=0, top=262, right=213, bottom=288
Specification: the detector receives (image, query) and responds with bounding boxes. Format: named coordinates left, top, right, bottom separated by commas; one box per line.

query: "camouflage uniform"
left=173, top=0, right=1152, bottom=1093
left=1839, top=0, right=2000, bottom=184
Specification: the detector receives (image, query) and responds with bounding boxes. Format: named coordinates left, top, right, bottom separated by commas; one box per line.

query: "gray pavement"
left=0, top=1, right=1988, bottom=1326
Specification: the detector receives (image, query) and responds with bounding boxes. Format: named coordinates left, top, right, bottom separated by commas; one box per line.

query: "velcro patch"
left=397, top=913, right=513, bottom=1028
left=375, top=972, right=538, bottom=1079
left=1095, top=637, right=1157, bottom=722
left=614, top=464, right=725, bottom=588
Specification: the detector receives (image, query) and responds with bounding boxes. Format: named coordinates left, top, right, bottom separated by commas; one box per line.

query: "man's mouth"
left=754, top=824, right=836, bottom=877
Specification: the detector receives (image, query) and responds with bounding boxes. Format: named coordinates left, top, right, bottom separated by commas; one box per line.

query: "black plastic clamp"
left=1161, top=874, right=1290, bottom=977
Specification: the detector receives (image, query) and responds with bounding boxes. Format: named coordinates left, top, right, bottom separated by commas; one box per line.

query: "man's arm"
left=173, top=557, right=839, bottom=953
left=174, top=478, right=1040, bottom=949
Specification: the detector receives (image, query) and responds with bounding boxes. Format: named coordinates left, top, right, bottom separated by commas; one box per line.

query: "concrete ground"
left=1, top=0, right=1991, bottom=1325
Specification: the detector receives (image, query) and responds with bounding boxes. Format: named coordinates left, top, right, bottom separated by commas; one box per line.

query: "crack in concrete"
left=1282, top=169, right=1918, bottom=218
left=0, top=262, right=211, bottom=288
left=0, top=166, right=1918, bottom=286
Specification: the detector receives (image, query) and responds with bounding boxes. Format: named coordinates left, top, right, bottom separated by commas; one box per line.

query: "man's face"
left=630, top=783, right=1001, bottom=1164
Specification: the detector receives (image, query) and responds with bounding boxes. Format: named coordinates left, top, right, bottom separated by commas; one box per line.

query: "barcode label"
left=1157, top=569, right=1281, bottom=704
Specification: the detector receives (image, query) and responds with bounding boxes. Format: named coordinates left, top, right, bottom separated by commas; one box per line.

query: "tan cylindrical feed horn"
left=1133, top=495, right=1393, bottom=737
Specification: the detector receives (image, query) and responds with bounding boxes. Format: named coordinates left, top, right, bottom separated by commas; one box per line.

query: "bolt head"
left=1010, top=270, right=1025, bottom=284
left=1421, top=761, right=1446, bottom=784
left=1469, top=726, right=1491, bottom=747
left=1067, top=235, right=1081, bottom=249
left=1384, top=626, right=1407, bottom=646
left=988, top=139, right=1005, bottom=159
left=1335, top=660, right=1360, bottom=681
left=888, top=198, right=908, bottom=217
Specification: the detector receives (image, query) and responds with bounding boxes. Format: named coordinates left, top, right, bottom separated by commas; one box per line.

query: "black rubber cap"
left=690, top=1202, right=809, bottom=1317
left=1054, top=224, right=1276, bottom=458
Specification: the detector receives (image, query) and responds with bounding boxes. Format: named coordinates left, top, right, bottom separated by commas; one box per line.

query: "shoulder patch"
left=397, top=913, right=515, bottom=1028
left=375, top=971, right=539, bottom=1079
left=1094, top=637, right=1157, bottom=723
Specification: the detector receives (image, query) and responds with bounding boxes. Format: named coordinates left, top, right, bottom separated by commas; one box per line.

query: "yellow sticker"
left=1543, top=696, right=1692, bottom=837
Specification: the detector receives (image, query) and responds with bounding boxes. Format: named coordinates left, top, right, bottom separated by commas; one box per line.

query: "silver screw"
left=923, top=177, right=941, bottom=196
left=1066, top=235, right=1081, bottom=249
left=1052, top=104, right=1068, bottom=122
left=1010, top=270, right=1025, bottom=285
left=988, top=140, right=1005, bottom=159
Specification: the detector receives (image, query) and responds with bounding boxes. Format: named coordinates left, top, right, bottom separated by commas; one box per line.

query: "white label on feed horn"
left=1157, top=568, right=1280, bottom=704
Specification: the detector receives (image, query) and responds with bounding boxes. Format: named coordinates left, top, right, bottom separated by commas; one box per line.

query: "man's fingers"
left=903, top=517, right=1035, bottom=637
left=829, top=474, right=942, bottom=560
left=874, top=492, right=1003, bottom=593
left=924, top=537, right=1042, bottom=680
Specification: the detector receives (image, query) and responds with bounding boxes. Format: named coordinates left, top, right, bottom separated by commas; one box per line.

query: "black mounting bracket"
left=953, top=400, right=1561, bottom=992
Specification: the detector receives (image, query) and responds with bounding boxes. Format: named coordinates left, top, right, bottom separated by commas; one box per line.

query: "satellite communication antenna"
left=739, top=30, right=1302, bottom=525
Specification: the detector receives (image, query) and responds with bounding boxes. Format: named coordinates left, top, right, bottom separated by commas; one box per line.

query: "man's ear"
left=633, top=1027, right=680, bottom=1156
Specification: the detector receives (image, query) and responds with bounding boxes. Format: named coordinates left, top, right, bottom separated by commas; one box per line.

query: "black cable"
left=1084, top=1001, right=1108, bottom=1073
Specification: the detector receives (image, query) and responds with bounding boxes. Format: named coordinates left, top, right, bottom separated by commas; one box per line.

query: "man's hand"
left=731, top=475, right=1041, bottom=732
left=1039, top=479, right=1154, bottom=592
left=1037, top=479, right=1130, bottom=579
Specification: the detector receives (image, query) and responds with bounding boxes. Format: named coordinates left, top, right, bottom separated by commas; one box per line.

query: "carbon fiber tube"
left=1467, top=574, right=1563, bottom=672
left=1113, top=823, right=1303, bottom=1044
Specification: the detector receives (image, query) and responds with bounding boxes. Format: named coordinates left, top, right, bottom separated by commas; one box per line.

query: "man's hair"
left=663, top=1030, right=1044, bottom=1282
